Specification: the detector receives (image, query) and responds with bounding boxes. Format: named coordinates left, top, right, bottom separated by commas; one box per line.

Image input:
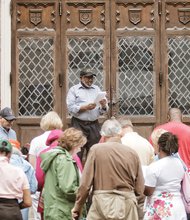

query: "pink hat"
left=46, top=129, right=63, bottom=146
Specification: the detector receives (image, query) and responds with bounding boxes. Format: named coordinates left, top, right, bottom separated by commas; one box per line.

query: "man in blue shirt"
left=66, top=68, right=108, bottom=163
left=0, top=107, right=17, bottom=140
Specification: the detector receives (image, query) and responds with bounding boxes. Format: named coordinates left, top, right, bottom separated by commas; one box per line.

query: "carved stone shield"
left=178, top=8, right=190, bottom=25
left=128, top=8, right=142, bottom=25
left=29, top=9, right=42, bottom=26
left=79, top=9, right=92, bottom=25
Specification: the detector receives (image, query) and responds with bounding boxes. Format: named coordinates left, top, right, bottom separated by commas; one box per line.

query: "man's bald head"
left=168, top=108, right=182, bottom=122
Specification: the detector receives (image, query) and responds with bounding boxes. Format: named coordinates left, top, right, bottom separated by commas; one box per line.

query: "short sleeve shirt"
left=0, top=157, right=29, bottom=200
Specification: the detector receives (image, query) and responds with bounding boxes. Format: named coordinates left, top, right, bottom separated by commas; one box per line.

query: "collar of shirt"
left=78, top=82, right=96, bottom=90
left=0, top=126, right=10, bottom=134
left=105, top=137, right=122, bottom=143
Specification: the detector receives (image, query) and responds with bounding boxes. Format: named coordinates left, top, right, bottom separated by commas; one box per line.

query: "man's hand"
left=99, top=98, right=107, bottom=109
left=79, top=103, right=96, bottom=112
left=87, top=103, right=96, bottom=110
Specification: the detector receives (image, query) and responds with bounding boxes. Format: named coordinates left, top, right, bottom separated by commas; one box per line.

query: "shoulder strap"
left=175, top=153, right=187, bottom=171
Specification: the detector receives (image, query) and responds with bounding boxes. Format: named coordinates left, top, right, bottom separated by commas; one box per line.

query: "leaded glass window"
left=117, top=36, right=154, bottom=115
left=18, top=37, right=54, bottom=116
left=67, top=37, right=104, bottom=90
left=168, top=36, right=190, bottom=115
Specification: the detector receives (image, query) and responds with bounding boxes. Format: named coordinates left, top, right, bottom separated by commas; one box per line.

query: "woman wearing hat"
left=0, top=139, right=32, bottom=220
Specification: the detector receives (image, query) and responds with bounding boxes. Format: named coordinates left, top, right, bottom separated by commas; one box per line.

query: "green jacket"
left=41, top=146, right=80, bottom=220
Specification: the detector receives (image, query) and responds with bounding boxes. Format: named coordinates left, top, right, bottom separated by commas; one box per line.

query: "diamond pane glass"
left=67, top=37, right=104, bottom=90
left=168, top=36, right=190, bottom=115
left=18, top=37, right=54, bottom=116
left=117, top=37, right=154, bottom=115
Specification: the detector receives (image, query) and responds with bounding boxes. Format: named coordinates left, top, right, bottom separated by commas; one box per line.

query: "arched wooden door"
left=11, top=0, right=190, bottom=145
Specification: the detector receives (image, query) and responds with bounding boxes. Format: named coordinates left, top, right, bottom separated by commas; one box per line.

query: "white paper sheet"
left=94, top=91, right=107, bottom=105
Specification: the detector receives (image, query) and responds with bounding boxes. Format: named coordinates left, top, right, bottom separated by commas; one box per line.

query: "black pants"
left=187, top=213, right=190, bottom=220
left=0, top=198, right=22, bottom=220
left=71, top=117, right=101, bottom=164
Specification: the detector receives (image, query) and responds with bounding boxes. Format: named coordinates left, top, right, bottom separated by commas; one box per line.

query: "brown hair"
left=158, top=132, right=178, bottom=156
left=58, top=127, right=86, bottom=152
left=151, top=128, right=167, bottom=153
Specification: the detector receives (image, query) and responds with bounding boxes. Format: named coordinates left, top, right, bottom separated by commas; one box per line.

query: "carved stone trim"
left=29, top=9, right=42, bottom=26
left=167, top=26, right=190, bottom=30
left=166, top=2, right=189, bottom=7
left=100, top=10, right=105, bottom=23
left=66, top=11, right=71, bottom=23
left=17, top=27, right=54, bottom=32
left=116, top=10, right=120, bottom=23
left=17, top=2, right=51, bottom=7
left=79, top=9, right=92, bottom=25
left=67, top=27, right=104, bottom=32
left=178, top=8, right=190, bottom=25
left=16, top=2, right=56, bottom=26
left=67, top=2, right=103, bottom=7
left=17, top=10, right=21, bottom=23
left=128, top=8, right=142, bottom=25
left=150, top=9, right=154, bottom=23
left=116, top=1, right=153, bottom=7
left=117, top=27, right=154, bottom=31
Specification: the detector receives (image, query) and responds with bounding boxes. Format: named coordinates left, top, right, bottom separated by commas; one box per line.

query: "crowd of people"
left=0, top=68, right=190, bottom=220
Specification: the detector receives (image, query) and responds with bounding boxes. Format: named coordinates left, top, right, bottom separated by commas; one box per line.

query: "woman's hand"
left=71, top=208, right=79, bottom=220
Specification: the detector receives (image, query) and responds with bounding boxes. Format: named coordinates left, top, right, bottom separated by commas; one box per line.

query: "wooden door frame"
left=109, top=0, right=161, bottom=139
left=161, top=0, right=190, bottom=124
left=11, top=0, right=61, bottom=144
left=61, top=0, right=111, bottom=126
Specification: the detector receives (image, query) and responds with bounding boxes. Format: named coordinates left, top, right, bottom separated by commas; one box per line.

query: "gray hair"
left=117, top=116, right=133, bottom=128
left=100, top=118, right=122, bottom=137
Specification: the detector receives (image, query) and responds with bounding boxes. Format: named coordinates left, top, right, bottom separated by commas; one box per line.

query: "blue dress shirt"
left=66, top=82, right=107, bottom=121
left=0, top=126, right=17, bottom=140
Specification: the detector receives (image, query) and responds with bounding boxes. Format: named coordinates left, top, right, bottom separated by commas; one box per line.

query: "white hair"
left=100, top=119, right=122, bottom=137
left=40, top=111, right=63, bottom=131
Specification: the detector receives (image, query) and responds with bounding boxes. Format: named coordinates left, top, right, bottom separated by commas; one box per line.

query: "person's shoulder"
left=22, top=157, right=35, bottom=171
left=0, top=126, right=6, bottom=136
left=89, top=142, right=110, bottom=154
left=69, top=83, right=81, bottom=90
left=94, top=141, right=136, bottom=154
left=9, top=128, right=16, bottom=133
left=121, top=143, right=139, bottom=155
left=92, top=142, right=106, bottom=149
left=179, top=122, right=190, bottom=130
left=157, top=121, right=190, bottom=133
left=134, top=132, right=154, bottom=147
left=31, top=131, right=49, bottom=144
left=9, top=162, right=26, bottom=175
left=91, top=84, right=100, bottom=90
